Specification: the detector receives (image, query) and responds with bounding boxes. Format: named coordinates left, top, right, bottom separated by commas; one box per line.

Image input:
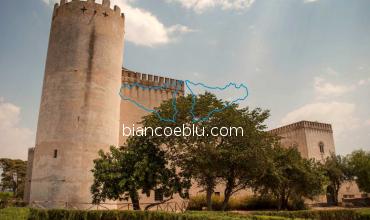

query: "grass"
left=0, top=207, right=29, bottom=220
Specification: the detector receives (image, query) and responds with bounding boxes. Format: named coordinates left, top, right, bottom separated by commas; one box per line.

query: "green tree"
left=322, top=153, right=352, bottom=206
left=91, top=136, right=190, bottom=210
left=254, top=147, right=326, bottom=210
left=141, top=93, right=224, bottom=210
left=214, top=106, right=272, bottom=211
left=0, top=158, right=27, bottom=199
left=347, top=150, right=370, bottom=193
left=140, top=92, right=273, bottom=211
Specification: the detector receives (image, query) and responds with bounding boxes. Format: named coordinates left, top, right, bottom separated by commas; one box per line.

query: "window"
left=154, top=189, right=163, bottom=201
left=214, top=192, right=220, bottom=197
left=54, top=149, right=58, bottom=158
left=319, top=142, right=325, bottom=154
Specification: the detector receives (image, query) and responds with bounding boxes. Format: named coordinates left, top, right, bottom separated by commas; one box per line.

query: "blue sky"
left=0, top=0, right=369, bottom=159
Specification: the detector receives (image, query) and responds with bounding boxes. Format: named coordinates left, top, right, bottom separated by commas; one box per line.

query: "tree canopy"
left=254, top=147, right=326, bottom=210
left=347, top=150, right=370, bottom=193
left=0, top=158, right=27, bottom=199
left=91, top=136, right=190, bottom=210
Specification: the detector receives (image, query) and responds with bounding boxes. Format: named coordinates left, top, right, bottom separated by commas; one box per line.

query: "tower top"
left=269, top=120, right=333, bottom=134
left=52, top=0, right=124, bottom=20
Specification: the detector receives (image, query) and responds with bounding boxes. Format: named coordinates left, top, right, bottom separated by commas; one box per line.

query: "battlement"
left=269, top=120, right=332, bottom=134
left=122, top=68, right=185, bottom=92
left=52, top=0, right=124, bottom=20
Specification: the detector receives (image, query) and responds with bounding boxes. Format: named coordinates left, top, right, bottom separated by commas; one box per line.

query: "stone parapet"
left=122, top=68, right=185, bottom=93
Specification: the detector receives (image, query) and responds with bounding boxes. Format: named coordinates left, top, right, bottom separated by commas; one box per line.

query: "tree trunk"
left=206, top=186, right=214, bottom=211
left=334, top=186, right=339, bottom=206
left=221, top=188, right=232, bottom=211
left=221, top=179, right=234, bottom=211
left=278, top=189, right=286, bottom=210
left=221, top=175, right=236, bottom=211
left=129, top=190, right=141, bottom=210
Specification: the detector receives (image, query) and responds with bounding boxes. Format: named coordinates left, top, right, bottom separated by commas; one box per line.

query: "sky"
left=0, top=0, right=369, bottom=159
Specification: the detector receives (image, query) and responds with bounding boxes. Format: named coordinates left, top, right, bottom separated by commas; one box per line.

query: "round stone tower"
left=29, top=0, right=125, bottom=208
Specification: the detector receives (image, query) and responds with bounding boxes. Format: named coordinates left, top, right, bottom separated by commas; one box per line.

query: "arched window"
left=319, top=142, right=324, bottom=154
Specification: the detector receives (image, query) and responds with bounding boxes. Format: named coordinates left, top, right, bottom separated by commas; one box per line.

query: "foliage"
left=0, top=192, right=13, bottom=208
left=347, top=150, right=370, bottom=193
left=3, top=207, right=370, bottom=220
left=188, top=194, right=280, bottom=211
left=27, top=208, right=296, bottom=220
left=0, top=207, right=29, bottom=220
left=0, top=158, right=27, bottom=199
left=322, top=153, right=352, bottom=205
left=253, top=147, right=326, bottom=210
left=91, top=136, right=190, bottom=210
left=141, top=92, right=274, bottom=211
left=252, top=209, right=370, bottom=220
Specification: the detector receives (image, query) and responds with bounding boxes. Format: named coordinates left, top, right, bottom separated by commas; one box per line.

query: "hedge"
left=27, top=209, right=294, bottom=220
left=3, top=207, right=370, bottom=220
left=251, top=209, right=370, bottom=220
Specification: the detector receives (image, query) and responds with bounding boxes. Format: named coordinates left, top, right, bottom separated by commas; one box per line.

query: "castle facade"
left=24, top=0, right=364, bottom=209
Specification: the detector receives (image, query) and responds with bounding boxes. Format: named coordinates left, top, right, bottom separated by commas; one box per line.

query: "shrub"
left=188, top=195, right=281, bottom=211
left=252, top=209, right=370, bottom=220
left=27, top=209, right=297, bottom=220
left=0, top=192, right=13, bottom=209
left=0, top=207, right=29, bottom=220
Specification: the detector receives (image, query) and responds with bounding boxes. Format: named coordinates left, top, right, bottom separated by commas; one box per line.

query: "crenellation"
left=270, top=120, right=333, bottom=134
left=102, top=0, right=110, bottom=8
left=54, top=0, right=124, bottom=20
left=122, top=69, right=185, bottom=92
left=114, top=5, right=121, bottom=14
left=53, top=3, right=59, bottom=17
left=159, top=77, right=164, bottom=83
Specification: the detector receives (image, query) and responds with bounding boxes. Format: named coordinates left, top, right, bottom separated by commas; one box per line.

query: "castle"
left=24, top=0, right=363, bottom=209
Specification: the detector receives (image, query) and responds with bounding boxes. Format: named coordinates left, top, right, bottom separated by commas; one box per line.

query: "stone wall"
left=119, top=68, right=184, bottom=145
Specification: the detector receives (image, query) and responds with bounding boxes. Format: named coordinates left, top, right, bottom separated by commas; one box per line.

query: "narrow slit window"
left=54, top=149, right=58, bottom=158
left=319, top=142, right=325, bottom=154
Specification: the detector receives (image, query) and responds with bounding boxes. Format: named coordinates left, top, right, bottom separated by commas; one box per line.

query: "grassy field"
left=1, top=207, right=370, bottom=220
left=0, top=207, right=29, bottom=220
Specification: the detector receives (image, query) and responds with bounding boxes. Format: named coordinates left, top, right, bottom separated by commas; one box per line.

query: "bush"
left=5, top=208, right=370, bottom=220
left=0, top=207, right=29, bottom=220
left=251, top=209, right=370, bottom=220
left=188, top=195, right=281, bottom=211
left=27, top=209, right=295, bottom=220
left=0, top=192, right=13, bottom=209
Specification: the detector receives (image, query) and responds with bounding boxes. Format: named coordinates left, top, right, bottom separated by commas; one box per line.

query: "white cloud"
left=357, top=77, right=370, bottom=86
left=41, top=0, right=192, bottom=47
left=166, top=0, right=255, bottom=13
left=304, top=0, right=319, bottom=3
left=314, top=77, right=355, bottom=98
left=0, top=99, right=34, bottom=160
left=281, top=102, right=359, bottom=136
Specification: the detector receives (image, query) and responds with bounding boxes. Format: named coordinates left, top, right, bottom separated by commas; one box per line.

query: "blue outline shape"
left=185, top=80, right=249, bottom=123
left=119, top=80, right=249, bottom=123
left=119, top=81, right=182, bottom=123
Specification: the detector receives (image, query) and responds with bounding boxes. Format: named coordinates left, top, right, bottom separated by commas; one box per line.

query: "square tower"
left=269, top=121, right=336, bottom=161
